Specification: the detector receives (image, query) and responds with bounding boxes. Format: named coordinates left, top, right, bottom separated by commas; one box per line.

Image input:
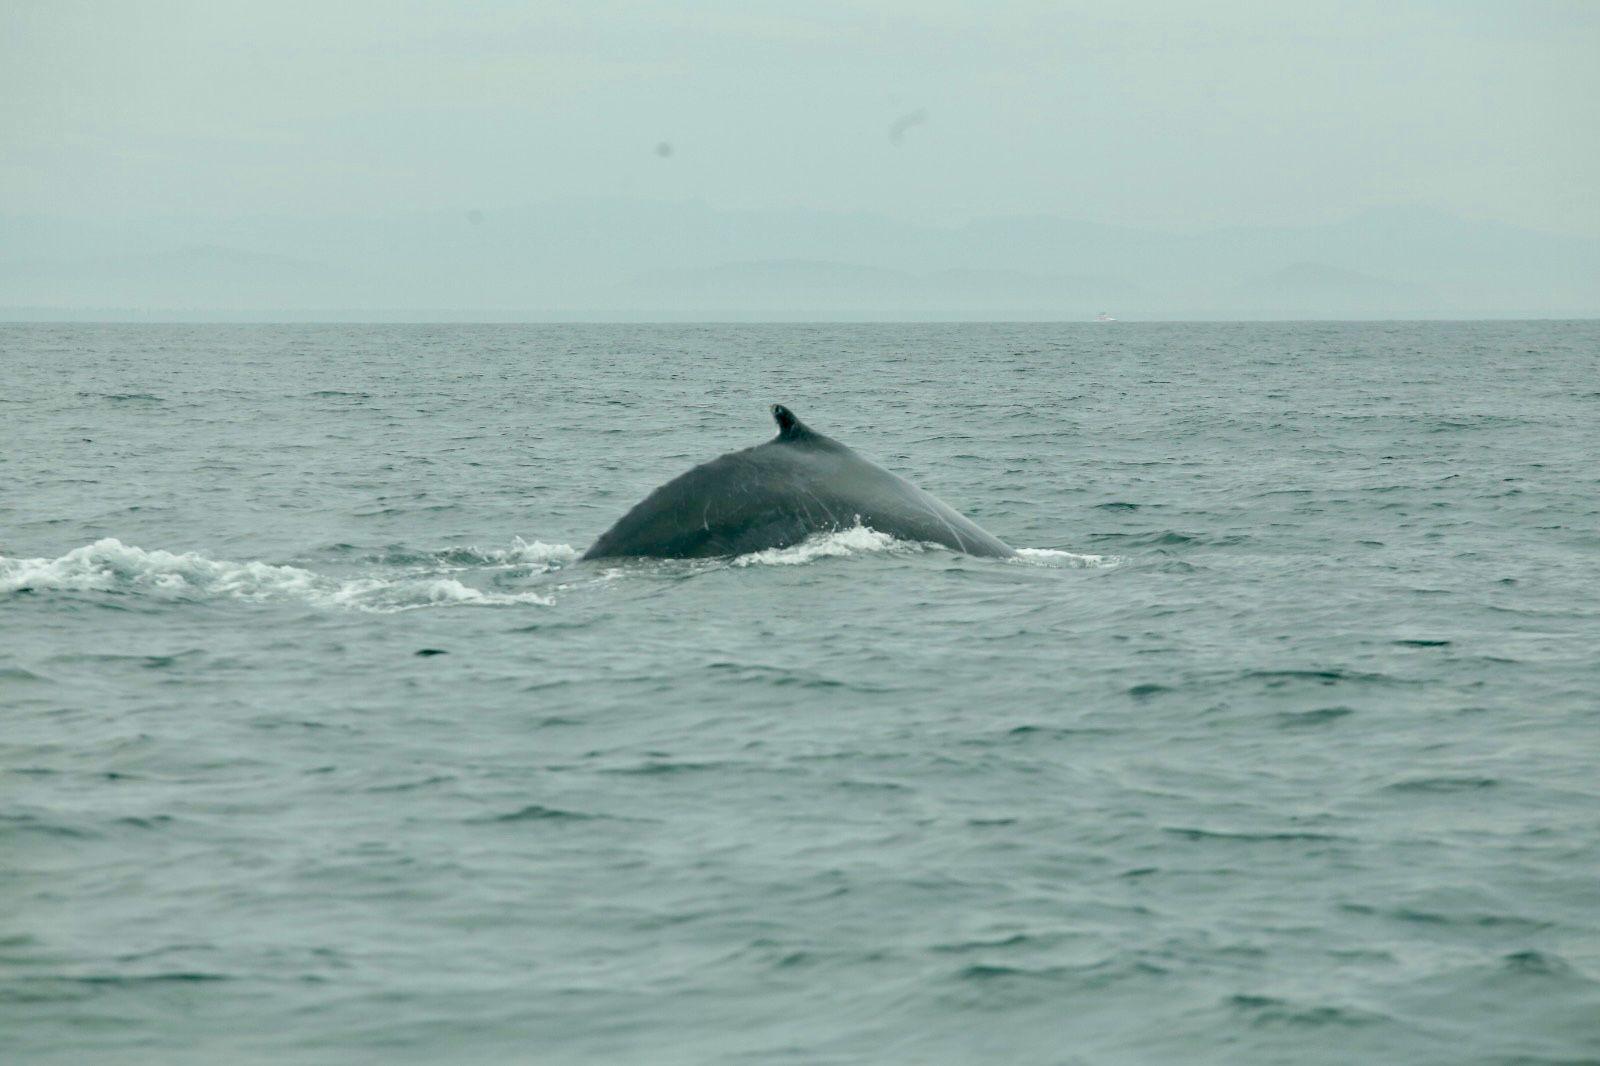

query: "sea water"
left=3, top=321, right=1598, bottom=1063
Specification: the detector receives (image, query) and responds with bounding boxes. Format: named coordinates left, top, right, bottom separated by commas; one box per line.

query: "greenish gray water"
left=3, top=322, right=1598, bottom=1064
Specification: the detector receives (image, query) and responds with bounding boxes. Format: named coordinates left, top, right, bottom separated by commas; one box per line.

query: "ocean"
left=3, top=321, right=1598, bottom=1064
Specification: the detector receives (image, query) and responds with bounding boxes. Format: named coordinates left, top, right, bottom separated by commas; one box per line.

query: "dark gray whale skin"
left=581, top=405, right=1017, bottom=560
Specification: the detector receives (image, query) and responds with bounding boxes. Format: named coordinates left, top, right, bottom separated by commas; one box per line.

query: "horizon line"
left=4, top=310, right=1597, bottom=326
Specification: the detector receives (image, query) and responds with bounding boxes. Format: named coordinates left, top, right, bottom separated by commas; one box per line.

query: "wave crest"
left=1013, top=547, right=1117, bottom=568
left=728, top=526, right=1116, bottom=569
left=413, top=537, right=581, bottom=570
left=483, top=537, right=581, bottom=567
left=0, top=539, right=552, bottom=612
left=732, top=525, right=910, bottom=567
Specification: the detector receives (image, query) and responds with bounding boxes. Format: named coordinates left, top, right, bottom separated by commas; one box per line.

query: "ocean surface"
left=3, top=321, right=1598, bottom=1064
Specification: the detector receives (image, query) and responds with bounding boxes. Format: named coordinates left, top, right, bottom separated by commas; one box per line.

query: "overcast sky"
left=4, top=1, right=1598, bottom=235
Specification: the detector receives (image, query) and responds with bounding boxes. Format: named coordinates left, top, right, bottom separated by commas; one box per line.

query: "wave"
left=382, top=538, right=581, bottom=570
left=1013, top=547, right=1115, bottom=568
left=2, top=532, right=1106, bottom=606
left=461, top=537, right=580, bottom=568
left=730, top=524, right=1116, bottom=569
left=0, top=539, right=553, bottom=612
left=731, top=525, right=909, bottom=566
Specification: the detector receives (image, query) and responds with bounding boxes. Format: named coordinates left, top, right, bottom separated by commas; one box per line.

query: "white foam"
left=1013, top=547, right=1118, bottom=568
left=723, top=522, right=1122, bottom=570
left=732, top=525, right=915, bottom=567
left=0, top=539, right=552, bottom=612
left=726, top=526, right=1117, bottom=569
left=431, top=537, right=581, bottom=570
left=497, top=537, right=581, bottom=567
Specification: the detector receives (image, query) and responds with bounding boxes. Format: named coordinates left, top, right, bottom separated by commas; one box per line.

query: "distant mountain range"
left=2, top=202, right=1595, bottom=319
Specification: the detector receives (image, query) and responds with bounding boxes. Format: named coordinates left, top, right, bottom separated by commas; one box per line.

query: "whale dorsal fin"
left=771, top=404, right=813, bottom=442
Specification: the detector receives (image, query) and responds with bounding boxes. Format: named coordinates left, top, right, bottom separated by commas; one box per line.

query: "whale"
left=582, top=405, right=1016, bottom=560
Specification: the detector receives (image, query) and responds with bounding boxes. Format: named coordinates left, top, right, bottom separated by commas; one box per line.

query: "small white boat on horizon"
left=1095, top=311, right=1116, bottom=322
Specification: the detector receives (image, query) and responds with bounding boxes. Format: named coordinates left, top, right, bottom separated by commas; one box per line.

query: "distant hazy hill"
left=1223, top=262, right=1440, bottom=318
left=627, top=261, right=1141, bottom=315
left=0, top=244, right=343, bottom=309
left=2, top=203, right=1595, bottom=319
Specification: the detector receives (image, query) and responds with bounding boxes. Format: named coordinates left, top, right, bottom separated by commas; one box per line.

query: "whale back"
left=581, top=406, right=1015, bottom=560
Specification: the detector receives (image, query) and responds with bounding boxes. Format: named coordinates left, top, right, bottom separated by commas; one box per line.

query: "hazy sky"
left=5, top=1, right=1598, bottom=234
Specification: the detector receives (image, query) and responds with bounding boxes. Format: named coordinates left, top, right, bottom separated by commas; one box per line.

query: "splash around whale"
left=582, top=405, right=1017, bottom=561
